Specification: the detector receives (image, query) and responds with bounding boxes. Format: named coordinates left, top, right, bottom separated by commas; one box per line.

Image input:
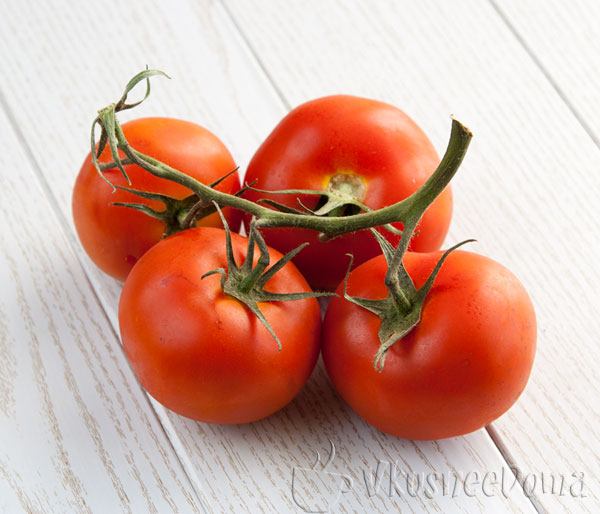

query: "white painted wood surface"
left=0, top=0, right=597, bottom=512
left=494, top=0, right=600, bottom=145
left=0, top=111, right=202, bottom=513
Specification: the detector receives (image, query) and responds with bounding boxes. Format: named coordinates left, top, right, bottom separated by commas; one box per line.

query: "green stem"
left=111, top=118, right=471, bottom=238
left=238, top=226, right=270, bottom=293
left=99, top=158, right=135, bottom=171
left=400, top=116, right=472, bottom=216
left=385, top=218, right=419, bottom=311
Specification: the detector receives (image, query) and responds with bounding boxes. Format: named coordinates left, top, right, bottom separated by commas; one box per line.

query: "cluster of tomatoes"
left=72, top=82, right=536, bottom=440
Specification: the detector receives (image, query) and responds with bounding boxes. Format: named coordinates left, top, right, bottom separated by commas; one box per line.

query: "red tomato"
left=321, top=250, right=536, bottom=440
left=243, top=95, right=452, bottom=290
left=72, top=117, right=241, bottom=281
left=119, top=227, right=322, bottom=423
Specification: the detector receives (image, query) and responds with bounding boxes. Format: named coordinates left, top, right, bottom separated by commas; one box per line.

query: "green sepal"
left=343, top=231, right=475, bottom=372
left=256, top=242, right=308, bottom=288
left=341, top=253, right=389, bottom=318
left=414, top=239, right=476, bottom=303
left=368, top=229, right=396, bottom=265
left=255, top=198, right=306, bottom=215
left=112, top=183, right=180, bottom=207
left=91, top=128, right=247, bottom=235
left=201, top=268, right=225, bottom=280
left=249, top=185, right=402, bottom=236
left=109, top=202, right=166, bottom=221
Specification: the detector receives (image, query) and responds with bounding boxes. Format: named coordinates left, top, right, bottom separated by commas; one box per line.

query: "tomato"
left=72, top=117, right=242, bottom=281
left=118, top=227, right=322, bottom=423
left=321, top=250, right=536, bottom=440
left=243, top=95, right=452, bottom=290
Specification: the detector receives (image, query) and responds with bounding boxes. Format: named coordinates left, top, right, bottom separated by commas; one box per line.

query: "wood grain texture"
left=493, top=0, right=600, bottom=145
left=0, top=111, right=202, bottom=512
left=223, top=0, right=600, bottom=512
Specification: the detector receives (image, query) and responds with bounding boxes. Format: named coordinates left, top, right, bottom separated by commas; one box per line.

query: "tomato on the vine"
left=243, top=95, right=452, bottom=290
left=118, top=227, right=322, bottom=423
left=72, top=117, right=242, bottom=281
left=321, top=250, right=536, bottom=440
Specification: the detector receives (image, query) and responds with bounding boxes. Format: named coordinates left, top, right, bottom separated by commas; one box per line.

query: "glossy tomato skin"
left=119, top=227, right=321, bottom=423
left=321, top=250, right=536, bottom=440
left=73, top=117, right=241, bottom=281
left=243, top=95, right=452, bottom=290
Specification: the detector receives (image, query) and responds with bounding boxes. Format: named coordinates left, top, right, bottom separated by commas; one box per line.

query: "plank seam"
left=486, top=426, right=547, bottom=514
left=0, top=86, right=208, bottom=514
left=485, top=3, right=598, bottom=510
left=488, top=0, right=599, bottom=147
left=219, top=0, right=291, bottom=111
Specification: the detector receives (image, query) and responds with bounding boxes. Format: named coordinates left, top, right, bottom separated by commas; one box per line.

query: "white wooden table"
left=1, top=1, right=599, bottom=512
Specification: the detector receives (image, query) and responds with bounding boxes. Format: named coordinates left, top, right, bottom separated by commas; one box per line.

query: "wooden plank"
left=0, top=0, right=540, bottom=511
left=222, top=0, right=600, bottom=512
left=492, top=0, right=600, bottom=145
left=0, top=110, right=203, bottom=513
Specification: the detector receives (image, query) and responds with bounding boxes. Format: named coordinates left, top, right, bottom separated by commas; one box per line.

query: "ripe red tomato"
left=321, top=250, right=536, bottom=440
left=119, top=227, right=322, bottom=423
left=72, top=117, right=242, bottom=281
left=243, top=95, right=452, bottom=290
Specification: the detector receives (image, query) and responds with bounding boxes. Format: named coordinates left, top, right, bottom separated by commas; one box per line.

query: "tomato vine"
left=91, top=69, right=474, bottom=367
left=92, top=70, right=471, bottom=241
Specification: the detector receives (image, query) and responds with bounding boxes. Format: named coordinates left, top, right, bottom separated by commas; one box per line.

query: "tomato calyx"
left=90, top=71, right=249, bottom=238
left=247, top=184, right=402, bottom=241
left=102, top=167, right=250, bottom=237
left=202, top=205, right=335, bottom=350
left=343, top=229, right=474, bottom=371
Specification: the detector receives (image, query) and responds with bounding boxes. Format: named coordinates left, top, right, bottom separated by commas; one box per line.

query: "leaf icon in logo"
left=291, top=440, right=353, bottom=513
